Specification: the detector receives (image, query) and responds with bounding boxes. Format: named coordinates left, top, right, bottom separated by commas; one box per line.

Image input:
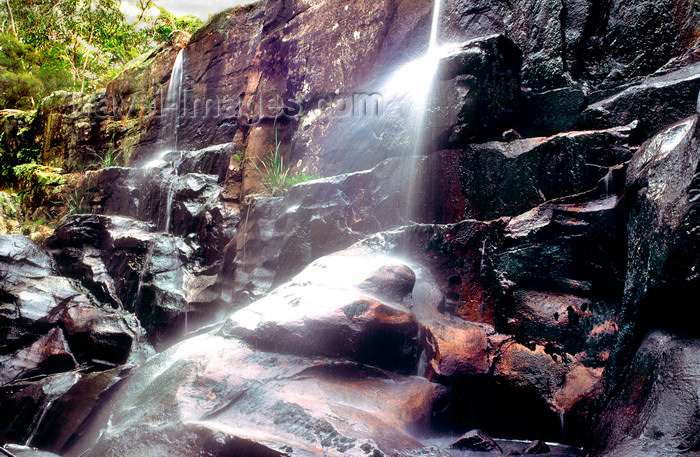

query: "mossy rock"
left=0, top=191, right=23, bottom=235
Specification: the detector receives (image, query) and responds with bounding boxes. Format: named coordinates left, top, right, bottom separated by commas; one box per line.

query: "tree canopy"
left=0, top=0, right=201, bottom=109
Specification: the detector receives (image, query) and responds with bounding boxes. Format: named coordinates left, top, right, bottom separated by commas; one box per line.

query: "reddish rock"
left=493, top=341, right=603, bottom=414
left=421, top=319, right=492, bottom=379
left=0, top=328, right=76, bottom=385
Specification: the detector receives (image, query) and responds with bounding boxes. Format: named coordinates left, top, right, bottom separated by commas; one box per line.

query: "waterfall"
left=559, top=411, right=567, bottom=443
left=163, top=174, right=178, bottom=234
left=399, top=0, right=443, bottom=222
left=134, top=240, right=156, bottom=318
left=161, top=49, right=185, bottom=234
left=25, top=400, right=53, bottom=447
left=163, top=49, right=185, bottom=152
left=429, top=0, right=441, bottom=50
left=602, top=168, right=613, bottom=195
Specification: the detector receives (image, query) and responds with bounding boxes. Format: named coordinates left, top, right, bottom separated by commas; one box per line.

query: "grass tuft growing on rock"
left=252, top=128, right=319, bottom=196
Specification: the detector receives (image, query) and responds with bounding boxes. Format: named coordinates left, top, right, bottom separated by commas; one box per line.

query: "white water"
left=134, top=240, right=156, bottom=316
left=25, top=400, right=53, bottom=447
left=163, top=49, right=185, bottom=153
left=162, top=50, right=186, bottom=234
left=393, top=0, right=444, bottom=221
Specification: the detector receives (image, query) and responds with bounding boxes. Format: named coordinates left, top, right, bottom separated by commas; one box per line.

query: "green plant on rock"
left=12, top=163, right=66, bottom=212
left=91, top=148, right=124, bottom=169
left=252, top=127, right=320, bottom=196
left=66, top=184, right=91, bottom=216
left=232, top=149, right=246, bottom=163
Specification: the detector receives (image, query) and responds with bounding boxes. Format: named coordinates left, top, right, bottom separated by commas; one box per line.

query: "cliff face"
left=1, top=1, right=700, bottom=456
left=111, top=0, right=700, bottom=198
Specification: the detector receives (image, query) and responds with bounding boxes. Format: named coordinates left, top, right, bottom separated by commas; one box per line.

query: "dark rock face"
left=0, top=367, right=131, bottom=453
left=0, top=235, right=146, bottom=451
left=578, top=64, right=700, bottom=142
left=46, top=214, right=231, bottom=348
left=228, top=157, right=412, bottom=303
left=0, top=235, right=143, bottom=382
left=290, top=34, right=524, bottom=176
left=607, top=115, right=700, bottom=371
left=441, top=0, right=699, bottom=91
left=493, top=197, right=627, bottom=362
left=416, top=124, right=635, bottom=222
left=589, top=331, right=700, bottom=456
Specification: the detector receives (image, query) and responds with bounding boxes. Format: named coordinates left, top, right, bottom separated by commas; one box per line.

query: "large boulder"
left=223, top=254, right=421, bottom=373
left=68, top=335, right=441, bottom=457
left=589, top=331, right=700, bottom=456
left=350, top=223, right=605, bottom=443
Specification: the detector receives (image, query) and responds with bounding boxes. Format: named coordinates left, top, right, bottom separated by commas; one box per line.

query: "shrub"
left=252, top=128, right=320, bottom=196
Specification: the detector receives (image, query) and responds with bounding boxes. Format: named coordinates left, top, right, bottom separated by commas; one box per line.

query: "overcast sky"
left=158, top=0, right=256, bottom=19
left=122, top=0, right=258, bottom=21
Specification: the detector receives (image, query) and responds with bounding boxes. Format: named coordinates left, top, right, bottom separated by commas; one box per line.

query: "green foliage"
left=148, top=7, right=202, bottom=42
left=253, top=134, right=288, bottom=197
left=0, top=0, right=205, bottom=108
left=231, top=149, right=246, bottom=162
left=65, top=182, right=91, bottom=216
left=12, top=163, right=66, bottom=206
left=90, top=148, right=125, bottom=169
left=252, top=128, right=320, bottom=196
left=284, top=172, right=318, bottom=188
left=0, top=34, right=44, bottom=109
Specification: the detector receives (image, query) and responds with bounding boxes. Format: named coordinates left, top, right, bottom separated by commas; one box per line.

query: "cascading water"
left=162, top=49, right=185, bottom=235
left=163, top=49, right=185, bottom=153
left=24, top=400, right=52, bottom=447
left=133, top=50, right=186, bottom=325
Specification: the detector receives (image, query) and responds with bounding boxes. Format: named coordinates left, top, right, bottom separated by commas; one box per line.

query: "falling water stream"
left=24, top=400, right=52, bottom=447
left=162, top=49, right=185, bottom=235
left=134, top=49, right=186, bottom=328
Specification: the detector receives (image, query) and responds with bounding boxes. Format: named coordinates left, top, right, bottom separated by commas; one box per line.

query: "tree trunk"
left=4, top=0, right=17, bottom=39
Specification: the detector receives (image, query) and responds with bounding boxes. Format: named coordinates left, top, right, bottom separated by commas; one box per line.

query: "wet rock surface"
left=0, top=235, right=145, bottom=383
left=578, top=64, right=700, bottom=142
left=69, top=335, right=440, bottom=457
left=3, top=0, right=700, bottom=454
left=590, top=331, right=700, bottom=457
left=291, top=34, right=524, bottom=176
left=416, top=124, right=635, bottom=222
left=223, top=255, right=421, bottom=373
